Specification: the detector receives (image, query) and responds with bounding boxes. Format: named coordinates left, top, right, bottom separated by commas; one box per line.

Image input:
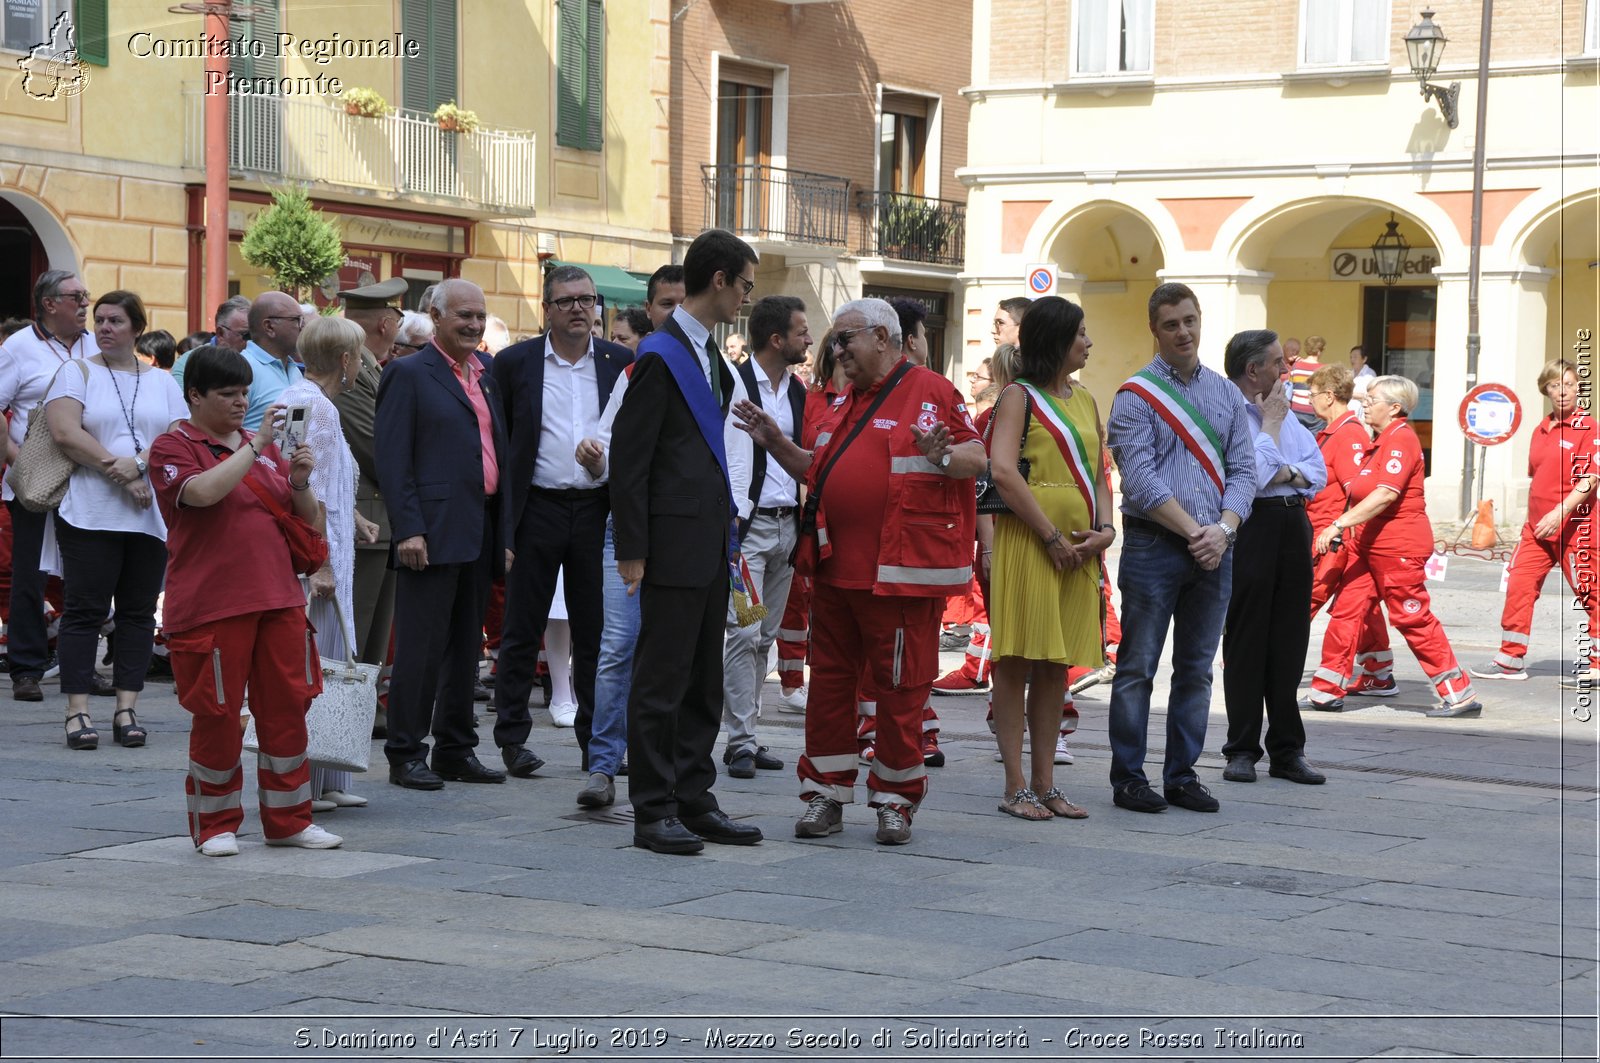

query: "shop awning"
left=547, top=260, right=649, bottom=308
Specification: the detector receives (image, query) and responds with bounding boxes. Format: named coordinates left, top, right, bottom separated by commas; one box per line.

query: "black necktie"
left=705, top=337, right=724, bottom=406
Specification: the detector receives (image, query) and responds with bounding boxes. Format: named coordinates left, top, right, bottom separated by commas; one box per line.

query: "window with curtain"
left=879, top=95, right=929, bottom=196
left=557, top=0, right=604, bottom=151
left=1301, top=0, right=1388, bottom=66
left=401, top=0, right=459, bottom=115
left=1073, top=0, right=1152, bottom=75
left=1587, top=0, right=1599, bottom=55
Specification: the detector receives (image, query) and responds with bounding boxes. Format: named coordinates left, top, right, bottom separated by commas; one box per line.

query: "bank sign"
left=1328, top=247, right=1439, bottom=282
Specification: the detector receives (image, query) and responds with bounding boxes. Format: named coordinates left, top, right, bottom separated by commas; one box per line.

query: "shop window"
left=401, top=0, right=459, bottom=116
left=1073, top=0, right=1153, bottom=76
left=557, top=0, right=604, bottom=151
left=1, top=0, right=71, bottom=54
left=1301, top=0, right=1389, bottom=67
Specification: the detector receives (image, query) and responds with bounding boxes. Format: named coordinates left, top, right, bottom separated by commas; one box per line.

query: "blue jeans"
left=589, top=516, right=636, bottom=777
left=1107, top=527, right=1233, bottom=790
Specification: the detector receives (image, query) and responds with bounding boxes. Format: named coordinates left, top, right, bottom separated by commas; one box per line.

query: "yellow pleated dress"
left=990, top=385, right=1105, bottom=666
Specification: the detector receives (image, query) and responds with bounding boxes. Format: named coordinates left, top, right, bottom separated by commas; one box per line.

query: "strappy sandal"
left=65, top=712, right=98, bottom=751
left=998, top=788, right=1051, bottom=821
left=113, top=708, right=147, bottom=748
left=1039, top=786, right=1089, bottom=819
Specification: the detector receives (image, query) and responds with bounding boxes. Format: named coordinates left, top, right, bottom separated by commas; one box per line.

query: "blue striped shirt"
left=1248, top=401, right=1326, bottom=500
left=1107, top=356, right=1257, bottom=526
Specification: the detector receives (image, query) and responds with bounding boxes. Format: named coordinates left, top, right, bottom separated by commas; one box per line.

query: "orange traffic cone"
left=1470, top=499, right=1496, bottom=549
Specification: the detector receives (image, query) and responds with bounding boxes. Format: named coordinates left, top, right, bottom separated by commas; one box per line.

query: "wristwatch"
left=939, top=452, right=952, bottom=469
left=1215, top=521, right=1237, bottom=547
left=134, top=456, right=148, bottom=476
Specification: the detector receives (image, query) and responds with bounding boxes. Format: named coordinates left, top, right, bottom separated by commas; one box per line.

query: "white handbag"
left=244, top=596, right=377, bottom=773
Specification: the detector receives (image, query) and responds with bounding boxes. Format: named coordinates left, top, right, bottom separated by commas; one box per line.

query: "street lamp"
left=1371, top=213, right=1409, bottom=286
left=1404, top=10, right=1460, bottom=128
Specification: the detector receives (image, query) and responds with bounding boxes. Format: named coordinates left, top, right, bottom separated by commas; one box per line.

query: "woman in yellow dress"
left=988, top=296, right=1115, bottom=820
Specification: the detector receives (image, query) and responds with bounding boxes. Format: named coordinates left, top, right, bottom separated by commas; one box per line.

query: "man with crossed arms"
left=1104, top=283, right=1256, bottom=815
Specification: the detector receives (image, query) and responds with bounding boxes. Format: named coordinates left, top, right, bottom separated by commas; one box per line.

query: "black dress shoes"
left=500, top=745, right=545, bottom=778
left=432, top=755, right=507, bottom=783
left=681, top=808, right=764, bottom=845
left=389, top=759, right=444, bottom=790
left=1163, top=779, right=1221, bottom=812
left=1268, top=754, right=1326, bottom=785
left=1112, top=781, right=1168, bottom=813
left=1222, top=754, right=1257, bottom=783
left=633, top=816, right=704, bottom=854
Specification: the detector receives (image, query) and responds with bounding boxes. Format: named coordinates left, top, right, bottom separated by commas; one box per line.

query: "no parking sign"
left=1024, top=263, right=1056, bottom=298
left=1458, top=384, right=1523, bottom=446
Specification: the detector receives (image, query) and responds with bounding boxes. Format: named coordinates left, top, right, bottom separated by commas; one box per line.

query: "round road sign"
left=1458, top=383, right=1522, bottom=446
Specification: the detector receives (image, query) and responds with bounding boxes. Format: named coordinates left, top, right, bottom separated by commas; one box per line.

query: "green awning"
left=547, top=260, right=648, bottom=308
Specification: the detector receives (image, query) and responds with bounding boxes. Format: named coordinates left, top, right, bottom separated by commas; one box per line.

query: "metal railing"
left=856, top=190, right=967, bottom=266
left=184, top=90, right=536, bottom=214
left=701, top=163, right=850, bottom=247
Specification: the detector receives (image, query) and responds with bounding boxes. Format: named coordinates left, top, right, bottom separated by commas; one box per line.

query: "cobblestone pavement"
left=0, top=550, right=1594, bottom=1062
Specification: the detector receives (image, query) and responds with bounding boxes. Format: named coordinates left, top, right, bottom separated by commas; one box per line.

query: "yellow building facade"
left=962, top=0, right=1598, bottom=517
left=0, top=0, right=672, bottom=338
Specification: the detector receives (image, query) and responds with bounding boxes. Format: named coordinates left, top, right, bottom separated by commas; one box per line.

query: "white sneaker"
left=266, top=824, right=343, bottom=849
left=197, top=832, right=239, bottom=857
left=321, top=790, right=367, bottom=808
left=778, top=686, right=807, bottom=714
left=311, top=798, right=337, bottom=813
left=549, top=702, right=578, bottom=727
left=1054, top=736, right=1074, bottom=765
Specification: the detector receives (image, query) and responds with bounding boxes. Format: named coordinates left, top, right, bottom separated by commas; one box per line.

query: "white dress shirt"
left=752, top=364, right=800, bottom=510
left=533, top=337, right=601, bottom=489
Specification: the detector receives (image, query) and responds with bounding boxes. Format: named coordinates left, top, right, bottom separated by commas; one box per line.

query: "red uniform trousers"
left=1310, top=547, right=1393, bottom=681
left=1496, top=521, right=1600, bottom=672
left=775, top=574, right=811, bottom=693
left=169, top=608, right=322, bottom=847
left=800, top=583, right=938, bottom=810
left=1311, top=554, right=1475, bottom=707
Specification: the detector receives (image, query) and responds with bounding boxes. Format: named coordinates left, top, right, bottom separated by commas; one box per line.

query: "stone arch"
left=1503, top=186, right=1599, bottom=269
left=1224, top=193, right=1455, bottom=276
left=1027, top=197, right=1177, bottom=277
left=0, top=189, right=78, bottom=273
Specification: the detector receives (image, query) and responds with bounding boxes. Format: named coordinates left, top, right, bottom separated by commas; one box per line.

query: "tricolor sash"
left=1015, top=379, right=1098, bottom=525
left=1117, top=368, right=1227, bottom=496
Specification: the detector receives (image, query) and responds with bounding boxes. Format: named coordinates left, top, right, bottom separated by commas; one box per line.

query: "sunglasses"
left=832, top=327, right=872, bottom=351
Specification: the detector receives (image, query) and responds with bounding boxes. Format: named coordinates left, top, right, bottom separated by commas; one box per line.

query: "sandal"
left=65, top=712, right=98, bottom=751
left=1039, top=787, right=1089, bottom=819
left=998, top=788, right=1051, bottom=821
left=113, top=708, right=147, bottom=748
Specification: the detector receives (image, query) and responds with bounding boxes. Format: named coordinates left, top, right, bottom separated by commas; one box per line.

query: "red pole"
left=203, top=8, right=230, bottom=321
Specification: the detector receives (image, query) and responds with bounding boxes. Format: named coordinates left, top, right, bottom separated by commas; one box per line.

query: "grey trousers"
left=721, top=511, right=798, bottom=753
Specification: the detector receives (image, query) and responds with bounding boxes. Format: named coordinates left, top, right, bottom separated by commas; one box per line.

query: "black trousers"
left=1221, top=502, right=1313, bottom=763
left=6, top=500, right=49, bottom=678
left=53, top=518, right=166, bottom=694
left=492, top=488, right=606, bottom=753
left=627, top=576, right=728, bottom=824
left=385, top=501, right=495, bottom=767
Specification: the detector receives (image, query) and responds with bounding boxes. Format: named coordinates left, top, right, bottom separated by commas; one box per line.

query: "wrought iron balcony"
left=184, top=90, right=536, bottom=215
left=857, top=190, right=966, bottom=266
left=701, top=163, right=850, bottom=248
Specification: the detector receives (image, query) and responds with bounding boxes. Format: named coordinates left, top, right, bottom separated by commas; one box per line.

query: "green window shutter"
left=73, top=0, right=108, bottom=66
left=557, top=0, right=603, bottom=151
left=230, top=0, right=279, bottom=80
left=402, top=0, right=458, bottom=114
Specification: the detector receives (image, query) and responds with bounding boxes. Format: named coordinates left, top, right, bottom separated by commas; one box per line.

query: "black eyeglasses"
left=51, top=290, right=91, bottom=305
left=548, top=294, right=598, bottom=312
left=832, top=327, right=870, bottom=351
left=393, top=341, right=422, bottom=354
left=263, top=315, right=304, bottom=327
left=733, top=275, right=756, bottom=296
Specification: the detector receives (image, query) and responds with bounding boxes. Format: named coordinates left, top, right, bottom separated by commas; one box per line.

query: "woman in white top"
left=45, top=291, right=187, bottom=749
left=280, top=317, right=379, bottom=807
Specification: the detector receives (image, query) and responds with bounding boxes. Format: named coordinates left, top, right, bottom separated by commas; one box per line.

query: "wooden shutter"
left=557, top=0, right=603, bottom=151
left=402, top=0, right=459, bottom=114
left=229, top=0, right=280, bottom=172
left=73, top=0, right=107, bottom=66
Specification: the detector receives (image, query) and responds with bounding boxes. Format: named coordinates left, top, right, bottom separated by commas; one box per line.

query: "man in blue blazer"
left=490, top=266, right=633, bottom=782
left=375, top=279, right=513, bottom=790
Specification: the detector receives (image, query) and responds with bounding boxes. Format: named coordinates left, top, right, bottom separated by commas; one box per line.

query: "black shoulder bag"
left=791, top=361, right=913, bottom=564
left=975, top=383, right=1031, bottom=515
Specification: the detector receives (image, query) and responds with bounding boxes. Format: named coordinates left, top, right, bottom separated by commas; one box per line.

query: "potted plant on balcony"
left=341, top=87, right=391, bottom=118
left=879, top=196, right=951, bottom=260
left=433, top=101, right=481, bottom=134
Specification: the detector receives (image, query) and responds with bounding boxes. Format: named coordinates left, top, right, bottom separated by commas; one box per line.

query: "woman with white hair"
left=1309, top=375, right=1481, bottom=718
left=389, top=311, right=434, bottom=362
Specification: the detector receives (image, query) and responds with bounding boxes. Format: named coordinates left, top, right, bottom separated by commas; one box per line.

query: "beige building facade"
left=670, top=0, right=972, bottom=371
left=963, top=0, right=1599, bottom=516
left=0, top=0, right=673, bottom=339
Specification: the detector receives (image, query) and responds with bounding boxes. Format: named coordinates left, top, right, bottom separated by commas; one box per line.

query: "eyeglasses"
left=731, top=275, right=756, bottom=296
left=832, top=327, right=870, bottom=351
left=548, top=294, right=598, bottom=312
left=51, top=290, right=91, bottom=305
left=392, top=341, right=422, bottom=354
left=263, top=315, right=304, bottom=328
left=966, top=370, right=992, bottom=382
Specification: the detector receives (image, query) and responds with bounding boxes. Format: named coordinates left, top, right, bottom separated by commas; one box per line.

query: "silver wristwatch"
left=1215, top=521, right=1237, bottom=547
left=134, top=456, right=148, bottom=476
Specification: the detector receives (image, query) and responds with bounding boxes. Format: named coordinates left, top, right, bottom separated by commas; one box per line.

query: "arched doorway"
left=1234, top=198, right=1447, bottom=466
left=1041, top=203, right=1168, bottom=398
left=0, top=191, right=77, bottom=323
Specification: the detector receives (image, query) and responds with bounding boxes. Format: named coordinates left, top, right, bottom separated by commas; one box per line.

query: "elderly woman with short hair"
left=389, top=310, right=434, bottom=362
left=1310, top=375, right=1481, bottom=718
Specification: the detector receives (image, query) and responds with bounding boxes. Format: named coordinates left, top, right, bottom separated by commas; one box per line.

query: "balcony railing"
left=184, top=90, right=536, bottom=214
left=701, top=163, right=850, bottom=248
left=857, top=190, right=967, bottom=266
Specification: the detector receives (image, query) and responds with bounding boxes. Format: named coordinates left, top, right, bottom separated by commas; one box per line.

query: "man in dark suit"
left=375, top=279, right=512, bottom=790
left=490, top=266, right=632, bottom=783
left=333, top=278, right=405, bottom=738
left=612, top=229, right=766, bottom=854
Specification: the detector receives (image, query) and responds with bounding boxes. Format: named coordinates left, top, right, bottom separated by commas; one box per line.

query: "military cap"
left=335, top=276, right=408, bottom=310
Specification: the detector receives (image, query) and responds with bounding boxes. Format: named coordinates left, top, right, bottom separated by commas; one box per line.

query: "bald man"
left=241, top=291, right=307, bottom=431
